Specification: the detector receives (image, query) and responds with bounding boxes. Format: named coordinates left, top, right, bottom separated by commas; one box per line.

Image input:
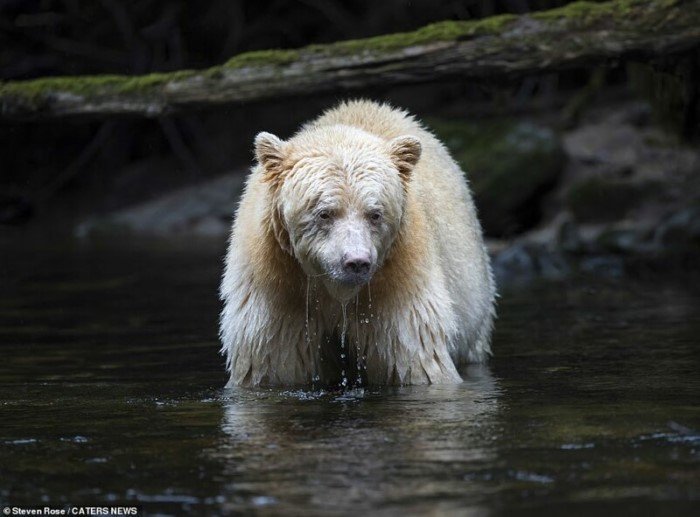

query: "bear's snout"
left=340, top=251, right=372, bottom=284
left=343, top=252, right=371, bottom=274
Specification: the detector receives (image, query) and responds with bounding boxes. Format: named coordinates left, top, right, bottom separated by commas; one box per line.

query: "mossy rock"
left=567, top=177, right=654, bottom=223
left=429, top=118, right=565, bottom=237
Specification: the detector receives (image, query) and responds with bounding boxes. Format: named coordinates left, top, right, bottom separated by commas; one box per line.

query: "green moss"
left=309, top=14, right=518, bottom=56
left=532, top=0, right=657, bottom=25
left=0, top=49, right=304, bottom=106
left=220, top=48, right=301, bottom=69
left=0, top=70, right=199, bottom=109
left=429, top=118, right=564, bottom=237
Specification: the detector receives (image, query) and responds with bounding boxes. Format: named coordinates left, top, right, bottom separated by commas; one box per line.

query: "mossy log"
left=1, top=0, right=699, bottom=120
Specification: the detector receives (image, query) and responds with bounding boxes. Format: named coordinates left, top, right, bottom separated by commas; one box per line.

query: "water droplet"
left=305, top=276, right=311, bottom=345
left=340, top=302, right=348, bottom=351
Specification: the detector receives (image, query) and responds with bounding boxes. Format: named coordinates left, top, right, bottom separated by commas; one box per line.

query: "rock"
left=429, top=118, right=565, bottom=237
left=536, top=249, right=570, bottom=280
left=492, top=242, right=537, bottom=286
left=595, top=227, right=645, bottom=254
left=563, top=122, right=641, bottom=172
left=578, top=255, right=625, bottom=278
left=492, top=240, right=569, bottom=287
left=605, top=101, right=652, bottom=127
left=653, top=205, right=700, bottom=253
left=565, top=177, right=655, bottom=224
left=561, top=106, right=698, bottom=225
left=76, top=171, right=247, bottom=239
left=484, top=100, right=700, bottom=285
left=557, top=218, right=584, bottom=254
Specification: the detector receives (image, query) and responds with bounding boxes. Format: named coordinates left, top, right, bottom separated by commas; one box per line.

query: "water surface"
left=1, top=244, right=698, bottom=515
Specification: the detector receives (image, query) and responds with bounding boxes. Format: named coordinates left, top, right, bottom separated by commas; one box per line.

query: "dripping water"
left=306, top=276, right=321, bottom=386
left=355, top=293, right=362, bottom=387
left=305, top=276, right=310, bottom=343
left=340, top=302, right=348, bottom=388
left=366, top=282, right=373, bottom=323
left=316, top=288, right=322, bottom=368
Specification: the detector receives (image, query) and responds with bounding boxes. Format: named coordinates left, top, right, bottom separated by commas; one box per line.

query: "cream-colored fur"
left=220, top=100, right=495, bottom=387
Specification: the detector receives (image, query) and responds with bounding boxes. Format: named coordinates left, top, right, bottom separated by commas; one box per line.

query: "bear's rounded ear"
left=388, top=135, right=421, bottom=184
left=255, top=131, right=287, bottom=181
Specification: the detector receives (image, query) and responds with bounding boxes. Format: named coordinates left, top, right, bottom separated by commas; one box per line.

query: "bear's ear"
left=388, top=135, right=422, bottom=184
left=255, top=131, right=287, bottom=182
left=256, top=132, right=293, bottom=254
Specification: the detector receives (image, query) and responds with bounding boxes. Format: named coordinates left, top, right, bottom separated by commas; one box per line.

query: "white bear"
left=220, top=100, right=495, bottom=387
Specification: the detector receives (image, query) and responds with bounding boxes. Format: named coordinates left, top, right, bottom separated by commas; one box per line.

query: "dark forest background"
left=1, top=0, right=698, bottom=281
left=0, top=0, right=585, bottom=226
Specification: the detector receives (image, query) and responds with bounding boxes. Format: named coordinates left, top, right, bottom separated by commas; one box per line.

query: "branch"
left=1, top=0, right=699, bottom=120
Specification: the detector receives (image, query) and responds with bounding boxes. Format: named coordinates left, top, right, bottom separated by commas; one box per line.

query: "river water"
left=1, top=244, right=698, bottom=515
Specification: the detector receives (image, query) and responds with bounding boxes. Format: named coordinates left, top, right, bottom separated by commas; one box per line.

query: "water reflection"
left=216, top=365, right=500, bottom=514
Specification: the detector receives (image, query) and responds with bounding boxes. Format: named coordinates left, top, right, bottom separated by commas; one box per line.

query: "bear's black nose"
left=343, top=256, right=371, bottom=275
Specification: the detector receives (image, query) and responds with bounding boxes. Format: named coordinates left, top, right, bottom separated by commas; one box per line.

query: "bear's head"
left=255, top=124, right=421, bottom=301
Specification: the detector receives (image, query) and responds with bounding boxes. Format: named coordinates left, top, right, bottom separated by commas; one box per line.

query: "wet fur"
left=220, top=100, right=496, bottom=387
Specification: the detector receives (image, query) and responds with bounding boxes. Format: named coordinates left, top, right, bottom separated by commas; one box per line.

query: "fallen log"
left=1, top=0, right=698, bottom=120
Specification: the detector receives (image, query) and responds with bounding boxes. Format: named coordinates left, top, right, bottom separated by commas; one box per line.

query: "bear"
left=219, top=100, right=496, bottom=387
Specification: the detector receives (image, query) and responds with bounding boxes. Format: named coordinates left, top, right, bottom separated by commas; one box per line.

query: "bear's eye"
left=368, top=211, right=382, bottom=223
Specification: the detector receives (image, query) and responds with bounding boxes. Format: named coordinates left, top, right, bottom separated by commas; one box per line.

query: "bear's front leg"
left=221, top=289, right=321, bottom=387
left=359, top=288, right=463, bottom=385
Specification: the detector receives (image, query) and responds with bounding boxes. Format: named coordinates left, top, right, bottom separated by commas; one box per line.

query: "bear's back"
left=307, top=99, right=424, bottom=142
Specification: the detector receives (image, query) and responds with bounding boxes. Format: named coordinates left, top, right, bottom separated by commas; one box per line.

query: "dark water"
left=1, top=244, right=698, bottom=516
